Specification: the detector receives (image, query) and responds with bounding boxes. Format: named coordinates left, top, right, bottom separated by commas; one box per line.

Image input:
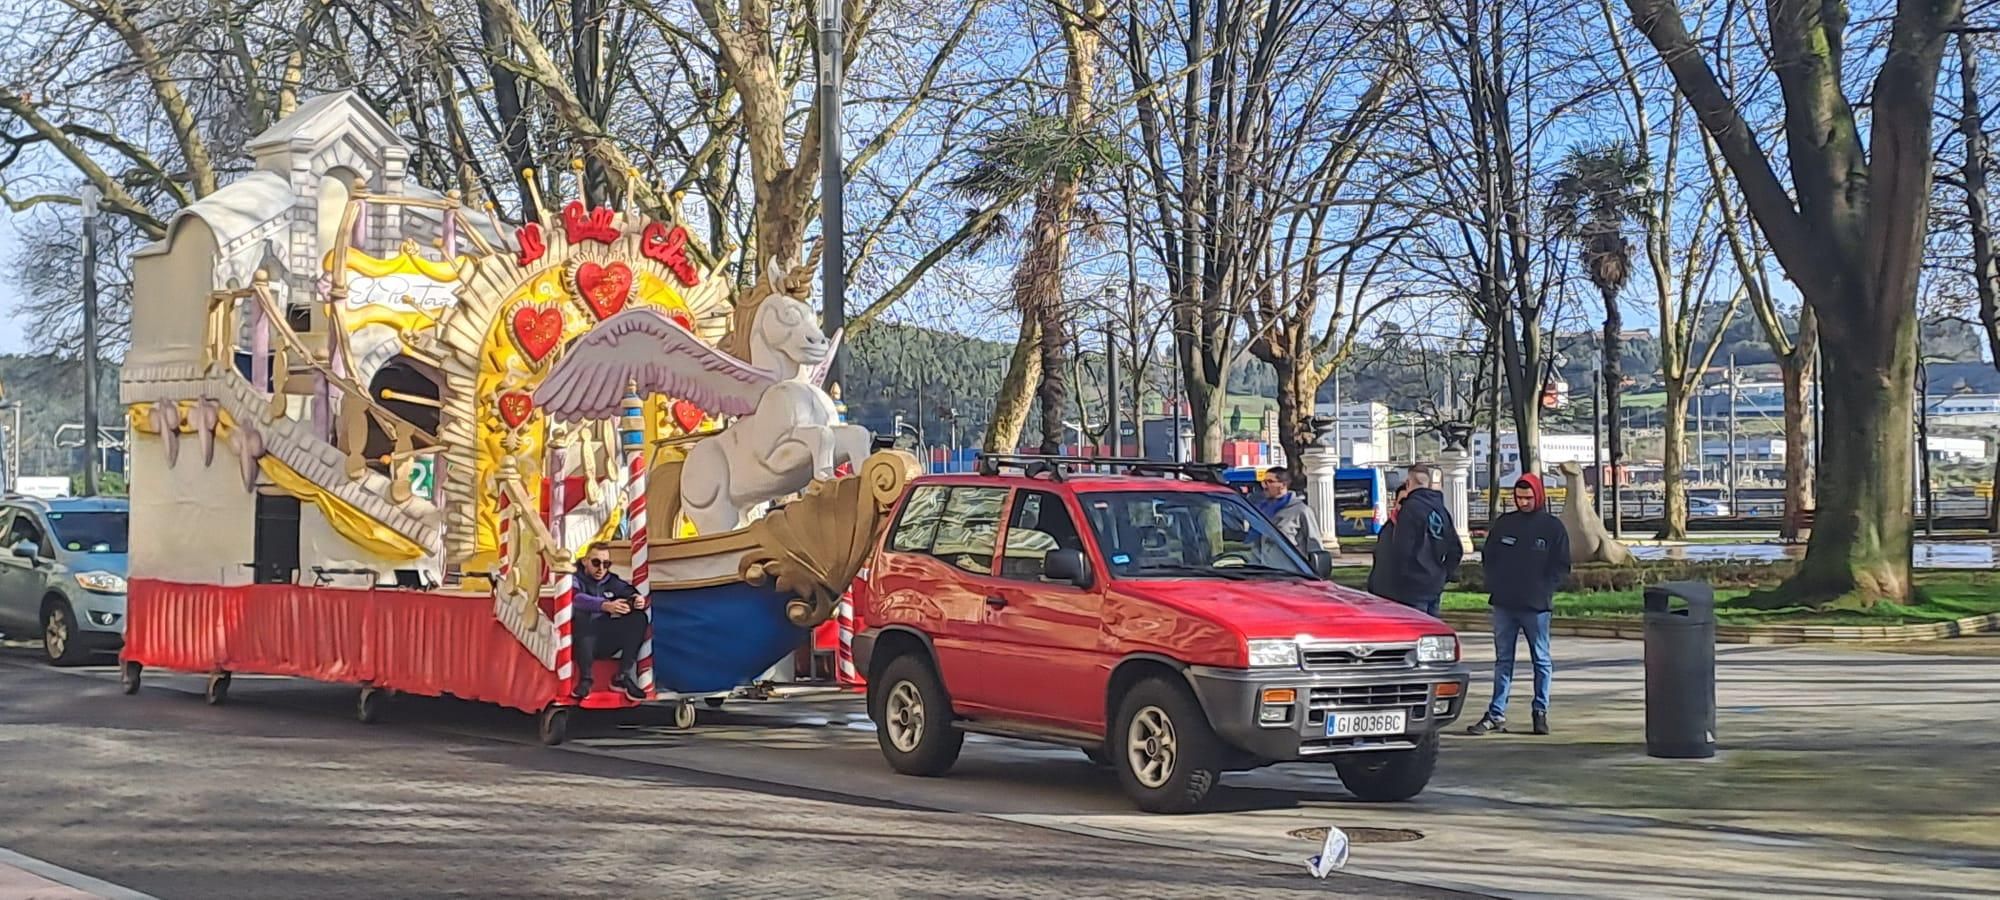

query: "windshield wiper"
left=1128, top=563, right=1255, bottom=581
left=1227, top=563, right=1316, bottom=579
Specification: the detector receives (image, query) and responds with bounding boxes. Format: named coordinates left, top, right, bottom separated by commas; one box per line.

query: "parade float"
left=115, top=91, right=913, bottom=743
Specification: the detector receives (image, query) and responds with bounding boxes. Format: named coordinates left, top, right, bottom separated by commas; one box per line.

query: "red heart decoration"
left=510, top=303, right=563, bottom=363
left=671, top=398, right=706, bottom=433
left=574, top=261, right=633, bottom=320
left=498, top=391, right=535, bottom=429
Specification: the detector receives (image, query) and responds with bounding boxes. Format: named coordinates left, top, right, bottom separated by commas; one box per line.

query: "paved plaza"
left=2, top=633, right=1996, bottom=899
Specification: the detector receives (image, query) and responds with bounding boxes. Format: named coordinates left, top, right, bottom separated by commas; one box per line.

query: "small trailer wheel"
left=674, top=699, right=698, bottom=730
left=538, top=706, right=571, bottom=746
left=357, top=687, right=387, bottom=724
left=120, top=661, right=143, bottom=695
left=205, top=671, right=232, bottom=706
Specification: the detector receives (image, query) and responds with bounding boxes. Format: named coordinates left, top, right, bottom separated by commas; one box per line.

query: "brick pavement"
left=0, top=658, right=1469, bottom=900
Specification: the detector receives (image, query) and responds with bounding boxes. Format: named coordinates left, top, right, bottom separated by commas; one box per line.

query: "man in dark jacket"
left=1467, top=473, right=1570, bottom=736
left=570, top=542, right=650, bottom=701
left=1370, top=465, right=1460, bottom=616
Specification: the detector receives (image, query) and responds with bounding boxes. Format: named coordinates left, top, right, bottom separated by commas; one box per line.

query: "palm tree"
left=1549, top=142, right=1652, bottom=532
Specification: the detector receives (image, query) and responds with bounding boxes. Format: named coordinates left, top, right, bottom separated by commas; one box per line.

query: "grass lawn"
left=1334, top=571, right=2000, bottom=626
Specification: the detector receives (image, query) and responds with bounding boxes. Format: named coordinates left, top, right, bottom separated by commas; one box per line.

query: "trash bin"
left=1643, top=581, right=1717, bottom=759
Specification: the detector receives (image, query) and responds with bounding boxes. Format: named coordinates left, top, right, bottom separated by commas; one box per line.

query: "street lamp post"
left=818, top=0, right=846, bottom=386
left=79, top=184, right=102, bottom=497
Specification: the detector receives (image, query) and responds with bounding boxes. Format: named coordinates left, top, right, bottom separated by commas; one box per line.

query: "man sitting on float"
left=570, top=542, right=650, bottom=701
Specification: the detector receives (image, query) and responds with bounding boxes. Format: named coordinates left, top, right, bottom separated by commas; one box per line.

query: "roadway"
left=4, top=635, right=1998, bottom=899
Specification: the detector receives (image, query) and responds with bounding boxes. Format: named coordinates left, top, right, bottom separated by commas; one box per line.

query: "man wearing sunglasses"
left=570, top=542, right=649, bottom=700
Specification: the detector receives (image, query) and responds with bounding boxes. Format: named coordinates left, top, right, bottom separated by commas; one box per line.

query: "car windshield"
left=1078, top=490, right=1313, bottom=579
left=46, top=511, right=128, bottom=554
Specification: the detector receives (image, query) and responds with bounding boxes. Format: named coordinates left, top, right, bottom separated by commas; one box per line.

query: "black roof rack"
left=973, top=453, right=1226, bottom=484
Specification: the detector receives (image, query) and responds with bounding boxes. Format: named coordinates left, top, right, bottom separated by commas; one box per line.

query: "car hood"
left=1115, top=576, right=1450, bottom=642
left=67, top=551, right=128, bottom=577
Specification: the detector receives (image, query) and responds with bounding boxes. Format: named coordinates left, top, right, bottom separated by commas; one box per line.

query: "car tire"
left=538, top=706, right=571, bottom=746
left=41, top=599, right=91, bottom=667
left=1113, top=676, right=1224, bottom=814
left=1333, top=729, right=1440, bottom=802
left=869, top=653, right=962, bottom=777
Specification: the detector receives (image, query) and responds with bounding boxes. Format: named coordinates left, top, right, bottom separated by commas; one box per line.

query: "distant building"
left=1309, top=401, right=1391, bottom=465
left=1471, top=432, right=1598, bottom=487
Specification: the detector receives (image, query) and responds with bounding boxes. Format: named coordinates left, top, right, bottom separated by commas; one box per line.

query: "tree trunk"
left=1601, top=284, right=1623, bottom=523
left=1778, top=339, right=1818, bottom=542
left=1772, top=297, right=1914, bottom=607
left=1273, top=353, right=1312, bottom=483
left=1658, top=387, right=1690, bottom=539
left=1035, top=296, right=1069, bottom=453
left=984, top=316, right=1042, bottom=452
left=1184, top=355, right=1225, bottom=463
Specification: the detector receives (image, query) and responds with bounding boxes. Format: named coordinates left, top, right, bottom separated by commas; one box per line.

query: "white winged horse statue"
left=533, top=268, right=872, bottom=535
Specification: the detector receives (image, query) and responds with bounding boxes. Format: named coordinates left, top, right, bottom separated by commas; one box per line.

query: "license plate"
left=1326, top=709, right=1408, bottom=737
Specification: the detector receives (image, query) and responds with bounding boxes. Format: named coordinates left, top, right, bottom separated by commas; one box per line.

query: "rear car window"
left=889, top=485, right=1006, bottom=576
left=47, top=510, right=128, bottom=554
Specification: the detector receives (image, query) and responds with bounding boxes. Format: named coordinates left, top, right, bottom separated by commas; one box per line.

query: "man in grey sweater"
left=1257, top=467, right=1325, bottom=556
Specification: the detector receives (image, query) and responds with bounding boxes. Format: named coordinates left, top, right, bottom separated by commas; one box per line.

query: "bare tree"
left=1624, top=0, right=1959, bottom=606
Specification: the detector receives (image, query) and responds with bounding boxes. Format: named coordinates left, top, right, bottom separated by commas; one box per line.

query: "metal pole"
left=817, top=0, right=846, bottom=386
left=80, top=185, right=102, bottom=497
left=1920, top=362, right=1935, bottom=535
left=1170, top=340, right=1183, bottom=463
left=1695, top=389, right=1705, bottom=484
left=1727, top=354, right=1738, bottom=512
left=1591, top=358, right=1603, bottom=527
left=1105, top=320, right=1121, bottom=456
left=1331, top=369, right=1342, bottom=463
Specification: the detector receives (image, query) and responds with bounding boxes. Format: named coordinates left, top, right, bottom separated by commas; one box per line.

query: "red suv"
left=853, top=456, right=1470, bottom=813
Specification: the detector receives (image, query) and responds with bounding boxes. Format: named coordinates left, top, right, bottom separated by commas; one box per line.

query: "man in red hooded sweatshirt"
left=1467, top=473, right=1569, bottom=736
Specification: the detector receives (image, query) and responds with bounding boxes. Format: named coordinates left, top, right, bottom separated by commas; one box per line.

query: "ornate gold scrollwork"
left=738, top=450, right=921, bottom=628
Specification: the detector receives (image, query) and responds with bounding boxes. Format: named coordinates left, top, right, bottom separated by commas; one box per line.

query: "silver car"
left=0, top=496, right=129, bottom=665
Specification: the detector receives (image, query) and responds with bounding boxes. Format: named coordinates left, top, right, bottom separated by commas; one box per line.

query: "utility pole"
left=1331, top=369, right=1342, bottom=463
left=1726, top=354, right=1739, bottom=512
left=817, top=0, right=846, bottom=387
left=1105, top=320, right=1121, bottom=456
left=1695, top=388, right=1706, bottom=484
left=80, top=184, right=102, bottom=497
left=1169, top=339, right=1184, bottom=462
left=1919, top=358, right=1934, bottom=535
left=1590, top=354, right=1604, bottom=528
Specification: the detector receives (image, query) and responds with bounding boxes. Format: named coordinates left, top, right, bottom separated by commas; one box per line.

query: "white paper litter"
left=1306, top=826, right=1350, bottom=878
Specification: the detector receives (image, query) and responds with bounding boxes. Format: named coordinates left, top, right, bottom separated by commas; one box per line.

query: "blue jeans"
left=1487, top=607, right=1552, bottom=718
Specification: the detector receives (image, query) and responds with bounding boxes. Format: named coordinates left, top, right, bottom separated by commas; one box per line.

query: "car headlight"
left=1417, top=634, right=1458, bottom=664
left=74, top=571, right=127, bottom=593
left=1246, top=639, right=1300, bottom=668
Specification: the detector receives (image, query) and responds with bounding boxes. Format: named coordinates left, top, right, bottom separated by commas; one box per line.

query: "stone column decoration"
left=1438, top=421, right=1475, bottom=553
left=1301, top=415, right=1342, bottom=549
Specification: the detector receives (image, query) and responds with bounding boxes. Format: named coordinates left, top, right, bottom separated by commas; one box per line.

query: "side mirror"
left=10, top=541, right=38, bottom=560
left=1308, top=550, right=1335, bottom=579
left=1044, top=548, right=1089, bottom=586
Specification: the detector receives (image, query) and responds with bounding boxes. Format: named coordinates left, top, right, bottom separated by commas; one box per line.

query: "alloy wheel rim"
left=1127, top=706, right=1177, bottom=789
left=886, top=681, right=925, bottom=752
left=45, top=612, right=68, bottom=659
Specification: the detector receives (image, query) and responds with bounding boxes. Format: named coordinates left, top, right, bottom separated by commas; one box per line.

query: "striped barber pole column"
left=620, top=386, right=655, bottom=694
left=549, top=446, right=576, bottom=692
left=835, top=573, right=866, bottom=689
left=495, top=490, right=512, bottom=596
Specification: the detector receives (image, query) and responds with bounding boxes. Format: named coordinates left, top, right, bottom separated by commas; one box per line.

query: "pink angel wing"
left=534, top=307, right=776, bottom=422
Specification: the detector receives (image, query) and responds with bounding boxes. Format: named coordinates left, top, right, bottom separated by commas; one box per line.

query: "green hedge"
left=1339, top=559, right=1796, bottom=594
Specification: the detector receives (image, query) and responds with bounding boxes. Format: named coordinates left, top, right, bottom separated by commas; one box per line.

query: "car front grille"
left=1300, top=644, right=1416, bottom=672
left=1309, top=682, right=1431, bottom=711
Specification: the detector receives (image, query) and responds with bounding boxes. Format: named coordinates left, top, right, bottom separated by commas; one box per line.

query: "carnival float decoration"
left=114, top=91, right=913, bottom=742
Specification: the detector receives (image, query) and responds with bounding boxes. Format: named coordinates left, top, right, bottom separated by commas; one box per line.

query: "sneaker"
left=1533, top=710, right=1550, bottom=735
left=613, top=672, right=647, bottom=701
left=570, top=682, right=594, bottom=701
left=1465, top=713, right=1505, bottom=735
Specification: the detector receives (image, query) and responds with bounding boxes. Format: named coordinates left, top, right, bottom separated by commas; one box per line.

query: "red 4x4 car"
left=853, top=456, right=1471, bottom=813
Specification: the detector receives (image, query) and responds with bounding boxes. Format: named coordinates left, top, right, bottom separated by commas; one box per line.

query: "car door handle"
left=985, top=595, right=1007, bottom=608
